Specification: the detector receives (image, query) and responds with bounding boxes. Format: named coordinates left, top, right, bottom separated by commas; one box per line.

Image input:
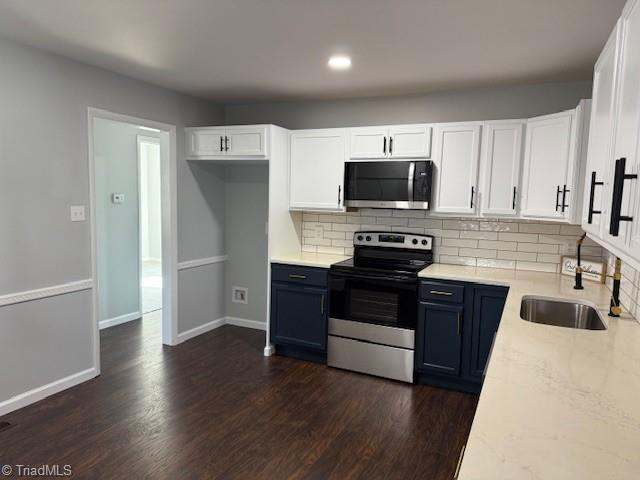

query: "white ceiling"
left=0, top=0, right=626, bottom=102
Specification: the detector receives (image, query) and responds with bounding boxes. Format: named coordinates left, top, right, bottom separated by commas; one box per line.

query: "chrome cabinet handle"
left=289, top=274, right=307, bottom=280
left=429, top=290, right=453, bottom=296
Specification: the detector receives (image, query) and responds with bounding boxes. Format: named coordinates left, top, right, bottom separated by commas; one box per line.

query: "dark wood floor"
left=0, top=313, right=478, bottom=479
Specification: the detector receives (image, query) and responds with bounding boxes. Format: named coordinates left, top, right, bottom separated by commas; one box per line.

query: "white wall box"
left=185, top=125, right=268, bottom=159
left=432, top=122, right=481, bottom=215
left=479, top=120, right=525, bottom=217
left=349, top=124, right=432, bottom=159
left=520, top=101, right=590, bottom=223
left=290, top=129, right=347, bottom=211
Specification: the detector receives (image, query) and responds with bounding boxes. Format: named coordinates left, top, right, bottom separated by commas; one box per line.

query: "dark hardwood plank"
left=0, top=312, right=478, bottom=479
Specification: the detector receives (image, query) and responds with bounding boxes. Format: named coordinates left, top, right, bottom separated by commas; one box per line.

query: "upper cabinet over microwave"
left=185, top=125, right=268, bottom=159
left=350, top=124, right=432, bottom=159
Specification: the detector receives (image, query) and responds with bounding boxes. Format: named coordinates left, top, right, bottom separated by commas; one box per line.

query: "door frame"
left=88, top=107, right=178, bottom=376
left=137, top=134, right=162, bottom=316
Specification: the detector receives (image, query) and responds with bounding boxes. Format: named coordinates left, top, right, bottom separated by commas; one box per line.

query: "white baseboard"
left=177, top=316, right=226, bottom=343
left=0, top=367, right=97, bottom=417
left=226, top=316, right=267, bottom=331
left=99, top=311, right=142, bottom=330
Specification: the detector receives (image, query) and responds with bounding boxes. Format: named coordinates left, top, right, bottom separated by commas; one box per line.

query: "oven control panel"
left=353, top=231, right=433, bottom=250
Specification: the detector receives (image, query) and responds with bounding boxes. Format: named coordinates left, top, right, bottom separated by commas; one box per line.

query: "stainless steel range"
left=328, top=231, right=434, bottom=383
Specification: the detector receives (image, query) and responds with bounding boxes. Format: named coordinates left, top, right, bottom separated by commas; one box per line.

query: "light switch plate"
left=112, top=193, right=125, bottom=204
left=70, top=205, right=86, bottom=222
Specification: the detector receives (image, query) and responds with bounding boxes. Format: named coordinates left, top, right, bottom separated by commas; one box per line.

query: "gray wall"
left=224, top=166, right=269, bottom=324
left=0, top=37, right=223, bottom=407
left=224, top=81, right=593, bottom=129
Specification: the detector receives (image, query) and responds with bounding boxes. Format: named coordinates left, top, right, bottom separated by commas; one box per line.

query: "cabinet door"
left=469, top=287, right=507, bottom=380
left=290, top=129, right=346, bottom=211
left=432, top=123, right=481, bottom=214
left=415, top=301, right=463, bottom=376
left=389, top=125, right=432, bottom=158
left=226, top=126, right=267, bottom=157
left=613, top=1, right=640, bottom=258
left=582, top=25, right=620, bottom=238
left=480, top=121, right=524, bottom=216
left=520, top=112, right=575, bottom=220
left=350, top=127, right=389, bottom=159
left=186, top=128, right=225, bottom=157
left=270, top=283, right=327, bottom=351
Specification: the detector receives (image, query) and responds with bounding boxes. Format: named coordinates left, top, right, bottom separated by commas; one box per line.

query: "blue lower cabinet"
left=469, top=286, right=508, bottom=380
left=416, top=279, right=508, bottom=393
left=416, top=301, right=463, bottom=376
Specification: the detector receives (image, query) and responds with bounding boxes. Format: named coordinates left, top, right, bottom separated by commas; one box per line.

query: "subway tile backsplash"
left=301, top=209, right=604, bottom=273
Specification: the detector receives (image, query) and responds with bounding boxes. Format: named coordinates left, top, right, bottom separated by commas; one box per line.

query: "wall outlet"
left=232, top=286, right=248, bottom=304
left=111, top=193, right=125, bottom=204
left=70, top=205, right=86, bottom=222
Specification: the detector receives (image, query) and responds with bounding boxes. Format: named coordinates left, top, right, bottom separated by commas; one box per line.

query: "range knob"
left=412, top=239, right=418, bottom=245
left=365, top=235, right=372, bottom=242
left=357, top=235, right=364, bottom=241
left=421, top=239, right=428, bottom=246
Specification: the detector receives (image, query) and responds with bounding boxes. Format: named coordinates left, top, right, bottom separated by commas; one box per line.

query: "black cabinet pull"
left=389, top=137, right=393, bottom=156
left=470, top=186, right=475, bottom=209
left=587, top=171, right=604, bottom=224
left=383, top=136, right=387, bottom=155
left=224, top=136, right=229, bottom=151
left=609, top=157, right=637, bottom=236
left=555, top=186, right=561, bottom=211
left=338, top=185, right=342, bottom=206
left=512, top=186, right=517, bottom=210
left=220, top=136, right=223, bottom=152
left=561, top=184, right=570, bottom=213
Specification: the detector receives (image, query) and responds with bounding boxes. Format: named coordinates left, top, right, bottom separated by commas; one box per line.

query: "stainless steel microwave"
left=344, top=160, right=433, bottom=209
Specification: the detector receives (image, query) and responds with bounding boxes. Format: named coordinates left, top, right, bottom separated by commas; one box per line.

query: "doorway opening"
left=89, top=108, right=177, bottom=374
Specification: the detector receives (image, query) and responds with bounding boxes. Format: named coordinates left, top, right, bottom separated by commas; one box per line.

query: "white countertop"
left=419, top=264, right=640, bottom=480
left=270, top=251, right=351, bottom=268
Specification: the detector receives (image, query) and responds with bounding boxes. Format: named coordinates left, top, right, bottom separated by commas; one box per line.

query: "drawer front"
left=420, top=281, right=465, bottom=303
left=272, top=264, right=328, bottom=287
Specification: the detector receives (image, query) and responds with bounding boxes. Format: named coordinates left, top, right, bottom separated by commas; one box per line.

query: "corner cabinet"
left=289, top=129, right=347, bottom=211
left=270, top=264, right=329, bottom=362
left=185, top=125, right=268, bottom=159
left=432, top=123, right=482, bottom=215
left=416, top=279, right=507, bottom=393
left=350, top=124, right=432, bottom=159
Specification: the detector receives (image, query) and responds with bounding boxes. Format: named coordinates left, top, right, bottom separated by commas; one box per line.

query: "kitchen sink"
left=520, top=296, right=607, bottom=330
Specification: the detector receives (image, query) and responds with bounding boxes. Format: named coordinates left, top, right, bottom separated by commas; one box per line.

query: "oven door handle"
left=331, top=272, right=416, bottom=285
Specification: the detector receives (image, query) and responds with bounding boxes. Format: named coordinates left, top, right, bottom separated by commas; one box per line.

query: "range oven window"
left=330, top=272, right=417, bottom=329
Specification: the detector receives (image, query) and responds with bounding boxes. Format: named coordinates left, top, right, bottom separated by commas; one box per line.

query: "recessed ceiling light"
left=328, top=55, right=351, bottom=70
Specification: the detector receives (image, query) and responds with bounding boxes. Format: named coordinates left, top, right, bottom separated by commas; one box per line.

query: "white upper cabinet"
left=479, top=121, right=524, bottom=217
left=349, top=124, right=432, bottom=159
left=185, top=125, right=268, bottom=159
left=432, top=123, right=481, bottom=215
left=186, top=127, right=225, bottom=157
left=290, top=129, right=347, bottom=211
left=582, top=24, right=621, bottom=238
left=520, top=111, right=577, bottom=221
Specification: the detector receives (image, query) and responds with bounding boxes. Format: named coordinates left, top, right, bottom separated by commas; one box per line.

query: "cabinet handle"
left=220, top=136, right=223, bottom=152
left=338, top=185, right=342, bottom=206
left=561, top=184, right=570, bottom=213
left=555, top=185, right=561, bottom=211
left=383, top=136, right=387, bottom=155
left=609, top=157, right=637, bottom=236
left=429, top=290, right=453, bottom=296
left=587, top=171, right=604, bottom=224
left=389, top=137, right=393, bottom=156
left=457, top=312, right=462, bottom=336
left=470, top=186, right=475, bottom=209
left=320, top=294, right=325, bottom=315
left=512, top=186, right=517, bottom=210
left=288, top=274, right=307, bottom=280
left=225, top=136, right=229, bottom=151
